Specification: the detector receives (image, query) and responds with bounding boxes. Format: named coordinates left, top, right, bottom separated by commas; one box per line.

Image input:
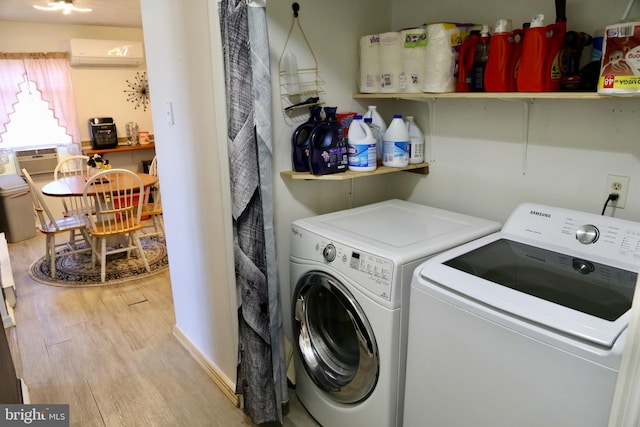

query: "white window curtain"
left=0, top=52, right=81, bottom=147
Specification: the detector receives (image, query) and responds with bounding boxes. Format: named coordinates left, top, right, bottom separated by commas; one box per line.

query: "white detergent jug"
left=383, top=114, right=410, bottom=167
left=348, top=115, right=377, bottom=172
left=406, top=116, right=425, bottom=164
left=363, top=106, right=387, bottom=165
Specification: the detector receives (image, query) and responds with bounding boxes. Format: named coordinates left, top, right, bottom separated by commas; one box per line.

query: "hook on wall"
left=292, top=2, right=299, bottom=18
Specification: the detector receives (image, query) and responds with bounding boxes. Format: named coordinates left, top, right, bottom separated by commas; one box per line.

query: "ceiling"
left=0, top=0, right=142, bottom=28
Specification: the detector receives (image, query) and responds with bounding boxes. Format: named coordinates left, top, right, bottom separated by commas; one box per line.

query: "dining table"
left=41, top=171, right=159, bottom=263
left=41, top=172, right=157, bottom=198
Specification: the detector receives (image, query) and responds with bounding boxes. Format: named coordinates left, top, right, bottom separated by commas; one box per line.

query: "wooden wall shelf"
left=280, top=162, right=429, bottom=180
left=83, top=143, right=155, bottom=155
left=352, top=92, right=628, bottom=100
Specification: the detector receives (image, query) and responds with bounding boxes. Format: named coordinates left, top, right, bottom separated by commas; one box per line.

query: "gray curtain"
left=219, top=0, right=287, bottom=424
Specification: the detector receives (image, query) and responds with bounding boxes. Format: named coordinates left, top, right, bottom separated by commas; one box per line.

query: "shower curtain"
left=219, top=0, right=287, bottom=424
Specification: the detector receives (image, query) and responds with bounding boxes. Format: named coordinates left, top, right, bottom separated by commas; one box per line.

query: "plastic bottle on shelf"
left=470, top=25, right=490, bottom=92
left=484, top=19, right=515, bottom=92
left=347, top=115, right=377, bottom=172
left=516, top=14, right=550, bottom=92
left=282, top=50, right=300, bottom=95
left=457, top=30, right=481, bottom=92
left=363, top=105, right=387, bottom=165
left=545, top=17, right=568, bottom=91
left=382, top=114, right=410, bottom=168
left=308, top=107, right=348, bottom=175
left=510, top=25, right=527, bottom=89
left=363, top=117, right=381, bottom=163
left=405, top=116, right=425, bottom=164
left=291, top=105, right=322, bottom=172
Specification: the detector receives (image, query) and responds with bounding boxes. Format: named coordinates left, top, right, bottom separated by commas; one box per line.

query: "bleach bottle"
left=405, top=116, right=425, bottom=164
left=363, top=105, right=387, bottom=165
left=382, top=114, right=410, bottom=168
left=485, top=19, right=515, bottom=92
left=347, top=115, right=377, bottom=172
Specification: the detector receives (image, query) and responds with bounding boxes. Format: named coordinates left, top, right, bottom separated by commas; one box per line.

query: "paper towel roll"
left=359, top=34, right=381, bottom=93
left=379, top=31, right=403, bottom=93
left=423, top=23, right=461, bottom=93
left=400, top=27, right=428, bottom=93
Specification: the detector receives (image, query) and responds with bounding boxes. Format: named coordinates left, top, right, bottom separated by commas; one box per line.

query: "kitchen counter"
left=83, top=143, right=155, bottom=155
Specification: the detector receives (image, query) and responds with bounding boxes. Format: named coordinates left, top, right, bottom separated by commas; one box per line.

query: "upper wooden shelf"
left=83, top=143, right=155, bottom=155
left=352, top=92, right=633, bottom=100
left=280, top=162, right=429, bottom=180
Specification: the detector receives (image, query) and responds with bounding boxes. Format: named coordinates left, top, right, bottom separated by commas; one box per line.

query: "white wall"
left=0, top=21, right=153, bottom=143
left=381, top=0, right=640, bottom=224
left=269, top=0, right=640, bottom=340
left=0, top=21, right=155, bottom=220
left=266, top=0, right=393, bottom=339
left=140, top=0, right=238, bottom=384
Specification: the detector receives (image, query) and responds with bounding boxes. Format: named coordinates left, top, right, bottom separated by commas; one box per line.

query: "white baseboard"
left=172, top=326, right=239, bottom=408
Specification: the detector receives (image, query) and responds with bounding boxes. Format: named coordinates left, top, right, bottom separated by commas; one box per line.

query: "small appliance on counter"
left=89, top=117, right=118, bottom=150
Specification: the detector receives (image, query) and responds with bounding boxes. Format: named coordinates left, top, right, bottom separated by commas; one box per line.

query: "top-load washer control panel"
left=503, top=203, right=640, bottom=266
left=291, top=225, right=395, bottom=303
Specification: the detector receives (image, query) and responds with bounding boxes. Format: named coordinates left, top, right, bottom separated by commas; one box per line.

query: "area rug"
left=29, top=235, right=169, bottom=287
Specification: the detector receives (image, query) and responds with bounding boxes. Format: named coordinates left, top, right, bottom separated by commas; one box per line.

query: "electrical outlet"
left=605, top=174, right=630, bottom=209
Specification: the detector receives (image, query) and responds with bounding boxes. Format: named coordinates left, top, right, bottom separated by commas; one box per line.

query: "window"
left=2, top=76, right=72, bottom=149
left=0, top=53, right=80, bottom=149
left=0, top=53, right=81, bottom=174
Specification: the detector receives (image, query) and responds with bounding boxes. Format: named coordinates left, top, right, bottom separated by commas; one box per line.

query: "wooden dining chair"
left=141, top=156, right=164, bottom=236
left=22, top=169, right=94, bottom=279
left=82, top=169, right=150, bottom=283
left=54, top=155, right=96, bottom=218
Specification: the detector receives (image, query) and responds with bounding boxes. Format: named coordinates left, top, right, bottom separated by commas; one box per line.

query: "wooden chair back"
left=22, top=168, right=60, bottom=233
left=54, top=155, right=95, bottom=217
left=82, top=169, right=144, bottom=236
left=147, top=156, right=161, bottom=211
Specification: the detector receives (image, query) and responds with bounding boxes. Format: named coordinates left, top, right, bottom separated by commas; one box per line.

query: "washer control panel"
left=503, top=203, right=640, bottom=266
left=291, top=225, right=395, bottom=302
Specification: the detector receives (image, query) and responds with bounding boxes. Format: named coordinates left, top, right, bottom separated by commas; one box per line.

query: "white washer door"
left=293, top=270, right=379, bottom=404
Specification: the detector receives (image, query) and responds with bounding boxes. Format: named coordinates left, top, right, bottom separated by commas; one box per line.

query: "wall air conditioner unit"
left=69, top=38, right=144, bottom=67
left=15, top=148, right=59, bottom=176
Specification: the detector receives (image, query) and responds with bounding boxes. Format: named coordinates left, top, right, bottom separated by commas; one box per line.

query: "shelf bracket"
left=499, top=97, right=533, bottom=175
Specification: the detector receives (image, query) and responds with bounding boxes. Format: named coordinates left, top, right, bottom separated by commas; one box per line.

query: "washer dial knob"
left=576, top=224, right=599, bottom=244
left=323, top=244, right=337, bottom=262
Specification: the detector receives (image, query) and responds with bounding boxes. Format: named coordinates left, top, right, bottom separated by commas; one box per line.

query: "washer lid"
left=305, top=199, right=501, bottom=262
left=419, top=234, right=636, bottom=348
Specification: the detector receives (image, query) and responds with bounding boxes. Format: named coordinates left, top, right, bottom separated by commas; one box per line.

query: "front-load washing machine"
left=290, top=199, right=500, bottom=427
left=404, top=202, right=640, bottom=427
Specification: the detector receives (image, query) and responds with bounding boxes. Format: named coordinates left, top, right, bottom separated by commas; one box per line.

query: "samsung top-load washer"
left=289, top=199, right=500, bottom=427
left=403, top=202, right=640, bottom=427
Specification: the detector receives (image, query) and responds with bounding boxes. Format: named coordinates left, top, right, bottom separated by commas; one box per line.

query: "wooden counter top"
left=83, top=143, right=155, bottom=155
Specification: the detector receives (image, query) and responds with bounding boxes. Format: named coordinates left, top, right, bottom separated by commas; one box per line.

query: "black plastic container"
left=291, top=106, right=322, bottom=172
left=308, top=107, right=347, bottom=175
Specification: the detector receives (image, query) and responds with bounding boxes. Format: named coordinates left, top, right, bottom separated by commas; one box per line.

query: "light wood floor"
left=4, top=232, right=319, bottom=427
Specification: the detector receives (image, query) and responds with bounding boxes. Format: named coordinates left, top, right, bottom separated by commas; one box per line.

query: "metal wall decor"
left=124, top=71, right=150, bottom=111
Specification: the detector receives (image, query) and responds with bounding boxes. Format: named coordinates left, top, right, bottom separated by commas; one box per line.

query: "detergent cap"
left=494, top=19, right=513, bottom=33
left=480, top=25, right=490, bottom=36
left=530, top=14, right=544, bottom=28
